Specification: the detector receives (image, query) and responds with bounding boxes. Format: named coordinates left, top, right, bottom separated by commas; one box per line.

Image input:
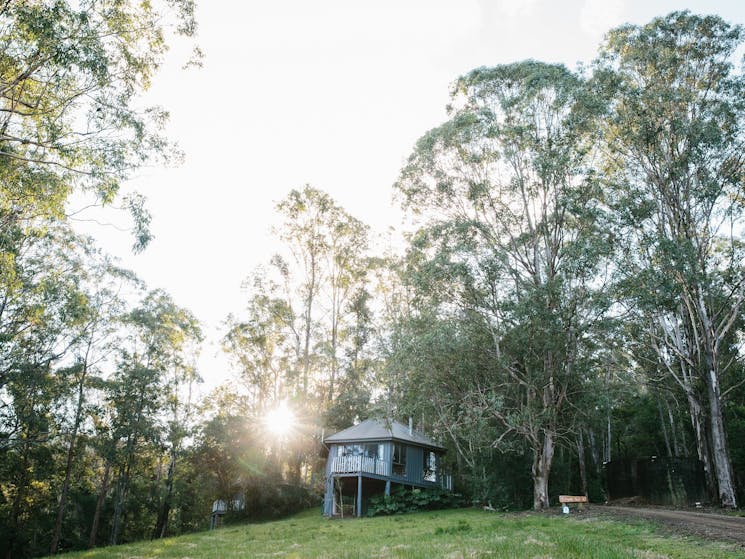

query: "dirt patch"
left=583, top=505, right=745, bottom=547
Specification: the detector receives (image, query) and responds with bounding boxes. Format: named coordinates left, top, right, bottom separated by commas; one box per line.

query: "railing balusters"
left=331, top=456, right=452, bottom=491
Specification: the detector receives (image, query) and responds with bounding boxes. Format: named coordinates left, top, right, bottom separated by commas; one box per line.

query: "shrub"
left=366, top=487, right=465, bottom=517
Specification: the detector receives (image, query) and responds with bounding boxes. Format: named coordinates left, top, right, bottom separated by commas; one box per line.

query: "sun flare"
left=264, top=401, right=296, bottom=437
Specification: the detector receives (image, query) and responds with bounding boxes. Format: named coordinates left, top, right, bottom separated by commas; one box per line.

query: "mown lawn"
left=63, top=508, right=742, bottom=558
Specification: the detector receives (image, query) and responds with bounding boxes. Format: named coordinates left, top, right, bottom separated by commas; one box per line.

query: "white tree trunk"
left=704, top=367, right=737, bottom=508
left=685, top=390, right=716, bottom=499
left=532, top=431, right=555, bottom=510
left=698, top=289, right=738, bottom=508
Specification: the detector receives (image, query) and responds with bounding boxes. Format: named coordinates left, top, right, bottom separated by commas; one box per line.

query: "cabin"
left=323, top=418, right=452, bottom=517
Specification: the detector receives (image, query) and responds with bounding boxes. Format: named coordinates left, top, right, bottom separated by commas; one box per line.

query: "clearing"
left=62, top=507, right=743, bottom=558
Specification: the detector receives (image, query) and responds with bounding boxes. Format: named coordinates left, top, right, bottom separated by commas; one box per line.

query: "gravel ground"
left=565, top=504, right=745, bottom=547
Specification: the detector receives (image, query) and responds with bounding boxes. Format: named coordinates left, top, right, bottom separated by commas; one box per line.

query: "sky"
left=76, top=0, right=745, bottom=390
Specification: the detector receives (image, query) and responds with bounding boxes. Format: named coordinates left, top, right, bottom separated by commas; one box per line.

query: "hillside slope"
left=63, top=508, right=742, bottom=558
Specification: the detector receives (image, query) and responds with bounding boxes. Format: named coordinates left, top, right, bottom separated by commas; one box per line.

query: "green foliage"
left=366, top=487, right=465, bottom=517
left=228, top=483, right=316, bottom=523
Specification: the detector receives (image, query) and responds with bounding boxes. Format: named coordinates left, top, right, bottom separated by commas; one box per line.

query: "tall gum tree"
left=273, top=185, right=370, bottom=402
left=595, top=11, right=745, bottom=508
left=108, top=290, right=202, bottom=545
left=224, top=186, right=371, bottom=484
left=396, top=61, right=611, bottom=510
left=275, top=186, right=332, bottom=397
left=49, top=253, right=135, bottom=554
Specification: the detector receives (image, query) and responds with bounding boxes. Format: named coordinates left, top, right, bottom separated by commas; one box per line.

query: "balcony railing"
left=330, top=455, right=390, bottom=476
left=330, top=455, right=454, bottom=491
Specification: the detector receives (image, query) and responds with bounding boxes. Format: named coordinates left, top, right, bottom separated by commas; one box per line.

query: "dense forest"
left=1, top=3, right=745, bottom=557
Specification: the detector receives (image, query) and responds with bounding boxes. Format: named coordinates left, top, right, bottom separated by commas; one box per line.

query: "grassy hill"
left=63, top=508, right=741, bottom=559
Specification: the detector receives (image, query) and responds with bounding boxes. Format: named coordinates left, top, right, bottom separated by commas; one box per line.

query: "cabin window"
left=423, top=451, right=437, bottom=482
left=392, top=443, right=407, bottom=476
left=338, top=443, right=381, bottom=459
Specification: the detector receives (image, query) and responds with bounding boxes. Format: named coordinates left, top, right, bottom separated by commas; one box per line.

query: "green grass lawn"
left=63, top=508, right=741, bottom=559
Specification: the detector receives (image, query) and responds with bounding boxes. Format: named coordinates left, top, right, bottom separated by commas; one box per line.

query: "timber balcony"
left=329, top=455, right=454, bottom=490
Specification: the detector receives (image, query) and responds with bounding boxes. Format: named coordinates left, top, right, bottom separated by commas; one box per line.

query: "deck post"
left=357, top=475, right=362, bottom=517
left=385, top=480, right=391, bottom=496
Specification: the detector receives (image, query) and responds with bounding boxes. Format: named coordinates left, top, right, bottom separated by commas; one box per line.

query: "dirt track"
left=594, top=505, right=745, bottom=546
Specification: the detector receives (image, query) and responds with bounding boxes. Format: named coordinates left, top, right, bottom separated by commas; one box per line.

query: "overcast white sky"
left=77, top=0, right=745, bottom=389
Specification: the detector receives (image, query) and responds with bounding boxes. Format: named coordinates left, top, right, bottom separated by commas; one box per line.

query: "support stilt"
left=357, top=475, right=362, bottom=517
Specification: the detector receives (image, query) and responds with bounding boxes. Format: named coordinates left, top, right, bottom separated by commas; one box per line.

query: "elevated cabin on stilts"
left=323, top=418, right=452, bottom=517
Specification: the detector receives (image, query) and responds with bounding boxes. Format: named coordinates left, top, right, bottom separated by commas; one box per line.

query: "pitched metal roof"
left=324, top=418, right=445, bottom=451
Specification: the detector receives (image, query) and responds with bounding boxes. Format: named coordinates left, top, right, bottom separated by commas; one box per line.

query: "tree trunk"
left=576, top=429, right=588, bottom=497
left=110, top=439, right=136, bottom=546
left=665, top=399, right=682, bottom=457
left=704, top=365, right=737, bottom=508
left=50, top=428, right=79, bottom=554
left=587, top=428, right=601, bottom=475
left=301, top=252, right=317, bottom=396
left=531, top=431, right=555, bottom=510
left=88, top=461, right=110, bottom=548
left=154, top=450, right=176, bottom=538
left=658, top=397, right=672, bottom=458
left=604, top=410, right=612, bottom=463
left=653, top=311, right=716, bottom=492
left=685, top=390, right=716, bottom=501
left=109, top=469, right=127, bottom=546
left=51, top=364, right=88, bottom=554
left=695, top=287, right=738, bottom=508
left=4, top=441, right=31, bottom=559
left=327, top=316, right=338, bottom=403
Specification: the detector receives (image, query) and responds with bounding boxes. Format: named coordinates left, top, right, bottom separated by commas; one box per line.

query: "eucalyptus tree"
left=595, top=11, right=745, bottom=507
left=105, top=362, right=160, bottom=546
left=323, top=213, right=369, bottom=403
left=223, top=275, right=295, bottom=410
left=223, top=188, right=372, bottom=487
left=273, top=185, right=371, bottom=402
left=323, top=288, right=376, bottom=432
left=396, top=61, right=611, bottom=509
left=108, top=290, right=201, bottom=545
left=0, top=225, right=89, bottom=392
left=275, top=186, right=332, bottom=397
left=0, top=0, right=198, bottom=250
left=49, top=256, right=137, bottom=554
left=0, top=227, right=104, bottom=558
left=152, top=312, right=202, bottom=539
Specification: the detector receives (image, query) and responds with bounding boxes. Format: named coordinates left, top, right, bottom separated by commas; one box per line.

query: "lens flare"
left=264, top=401, right=296, bottom=437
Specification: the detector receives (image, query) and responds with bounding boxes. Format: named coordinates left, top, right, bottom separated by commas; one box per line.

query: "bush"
left=366, top=487, right=465, bottom=517
left=226, top=482, right=318, bottom=523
